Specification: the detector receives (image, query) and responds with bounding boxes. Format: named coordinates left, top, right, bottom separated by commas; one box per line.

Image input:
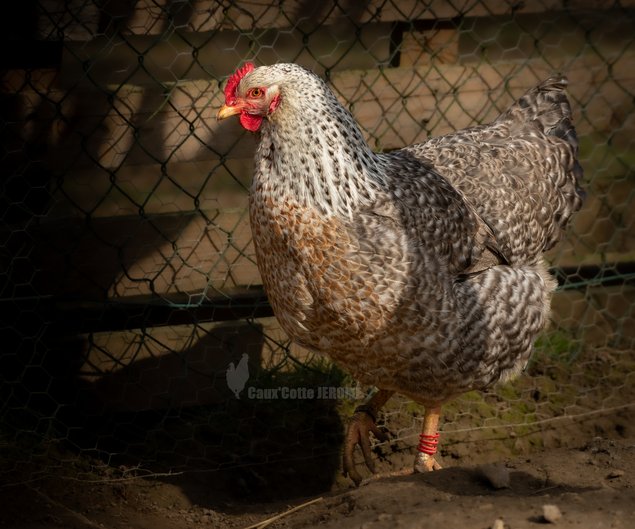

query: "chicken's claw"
left=414, top=452, right=442, bottom=472
left=342, top=406, right=389, bottom=486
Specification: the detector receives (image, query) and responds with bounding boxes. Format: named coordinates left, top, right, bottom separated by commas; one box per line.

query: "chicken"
left=226, top=353, right=250, bottom=399
left=216, top=63, right=583, bottom=485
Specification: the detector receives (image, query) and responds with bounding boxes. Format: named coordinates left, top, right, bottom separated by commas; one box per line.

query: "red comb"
left=224, top=62, right=255, bottom=105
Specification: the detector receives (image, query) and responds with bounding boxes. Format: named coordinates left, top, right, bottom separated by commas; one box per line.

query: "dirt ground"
left=2, top=433, right=635, bottom=529
left=3, top=346, right=634, bottom=529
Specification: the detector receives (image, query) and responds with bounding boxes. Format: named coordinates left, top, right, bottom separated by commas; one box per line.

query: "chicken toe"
left=342, top=408, right=389, bottom=485
left=414, top=452, right=443, bottom=472
left=342, top=389, right=393, bottom=485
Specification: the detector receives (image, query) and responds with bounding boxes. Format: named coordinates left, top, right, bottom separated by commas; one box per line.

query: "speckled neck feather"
left=247, top=64, right=385, bottom=217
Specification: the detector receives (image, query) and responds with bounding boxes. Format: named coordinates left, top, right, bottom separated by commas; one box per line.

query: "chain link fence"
left=2, top=0, right=635, bottom=501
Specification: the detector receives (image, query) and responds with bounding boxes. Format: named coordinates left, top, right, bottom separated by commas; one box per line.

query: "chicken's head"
left=216, top=62, right=281, bottom=132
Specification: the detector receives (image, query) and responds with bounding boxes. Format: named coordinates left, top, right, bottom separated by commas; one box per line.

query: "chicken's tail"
left=508, top=76, right=578, bottom=149
left=502, top=75, right=585, bottom=211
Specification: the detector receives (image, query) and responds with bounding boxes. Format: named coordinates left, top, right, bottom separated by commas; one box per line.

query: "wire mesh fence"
left=1, top=0, right=635, bottom=501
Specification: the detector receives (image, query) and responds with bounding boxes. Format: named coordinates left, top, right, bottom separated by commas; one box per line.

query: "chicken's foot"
left=343, top=389, right=393, bottom=486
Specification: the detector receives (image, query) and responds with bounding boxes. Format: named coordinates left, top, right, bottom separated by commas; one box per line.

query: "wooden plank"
left=458, top=9, right=633, bottom=64
left=5, top=45, right=633, bottom=172
left=330, top=49, right=635, bottom=151
left=37, top=0, right=635, bottom=40
left=14, top=209, right=259, bottom=299
left=400, top=27, right=459, bottom=66
left=56, top=22, right=393, bottom=86
left=42, top=79, right=247, bottom=169
left=367, top=0, right=635, bottom=23
left=551, top=285, right=635, bottom=346
left=548, top=187, right=635, bottom=268
left=1, top=75, right=254, bottom=168
left=47, top=159, right=252, bottom=218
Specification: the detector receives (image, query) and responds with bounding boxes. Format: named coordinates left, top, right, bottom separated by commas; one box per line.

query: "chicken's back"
left=404, top=76, right=584, bottom=265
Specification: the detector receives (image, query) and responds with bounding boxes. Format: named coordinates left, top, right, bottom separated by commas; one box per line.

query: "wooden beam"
left=50, top=287, right=274, bottom=333
left=37, top=0, right=635, bottom=40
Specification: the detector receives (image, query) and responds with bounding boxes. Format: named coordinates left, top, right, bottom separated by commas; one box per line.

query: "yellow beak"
left=217, top=104, right=241, bottom=120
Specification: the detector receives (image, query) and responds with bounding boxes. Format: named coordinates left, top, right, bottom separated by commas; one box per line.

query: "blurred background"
left=1, top=0, right=634, bottom=507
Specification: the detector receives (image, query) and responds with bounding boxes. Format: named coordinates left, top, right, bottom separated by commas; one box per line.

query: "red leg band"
left=417, top=432, right=440, bottom=455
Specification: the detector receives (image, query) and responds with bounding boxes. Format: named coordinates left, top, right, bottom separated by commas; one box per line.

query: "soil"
left=3, top=346, right=634, bottom=529
left=2, top=435, right=635, bottom=529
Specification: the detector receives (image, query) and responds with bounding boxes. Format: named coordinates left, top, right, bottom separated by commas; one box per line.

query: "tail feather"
left=503, top=76, right=576, bottom=148
left=501, top=75, right=585, bottom=208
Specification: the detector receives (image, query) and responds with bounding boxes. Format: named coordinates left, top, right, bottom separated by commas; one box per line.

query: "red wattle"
left=240, top=112, right=263, bottom=132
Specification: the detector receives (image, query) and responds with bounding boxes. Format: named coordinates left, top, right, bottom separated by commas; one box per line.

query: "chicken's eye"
left=248, top=87, right=264, bottom=98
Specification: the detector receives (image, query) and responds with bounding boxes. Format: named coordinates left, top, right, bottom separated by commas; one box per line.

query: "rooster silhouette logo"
left=226, top=353, right=250, bottom=398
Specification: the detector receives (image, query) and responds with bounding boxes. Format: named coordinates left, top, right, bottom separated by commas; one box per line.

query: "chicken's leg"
left=414, top=405, right=443, bottom=472
left=343, top=389, right=394, bottom=485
